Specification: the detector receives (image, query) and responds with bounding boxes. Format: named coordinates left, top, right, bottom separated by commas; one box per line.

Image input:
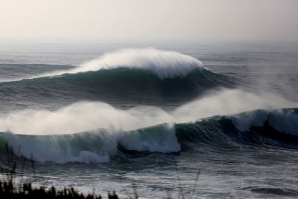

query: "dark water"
left=0, top=42, right=298, bottom=198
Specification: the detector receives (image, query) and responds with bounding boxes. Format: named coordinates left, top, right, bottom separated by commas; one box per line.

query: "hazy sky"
left=0, top=0, right=297, bottom=42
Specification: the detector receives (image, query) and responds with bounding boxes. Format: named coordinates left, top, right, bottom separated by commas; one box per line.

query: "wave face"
left=174, top=109, right=298, bottom=156
left=0, top=101, right=180, bottom=163
left=0, top=123, right=179, bottom=164
left=1, top=68, right=226, bottom=104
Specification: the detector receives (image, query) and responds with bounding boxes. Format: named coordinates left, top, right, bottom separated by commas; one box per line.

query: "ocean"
left=0, top=41, right=298, bottom=198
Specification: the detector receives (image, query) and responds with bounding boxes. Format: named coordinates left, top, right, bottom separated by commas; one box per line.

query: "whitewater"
left=0, top=42, right=298, bottom=198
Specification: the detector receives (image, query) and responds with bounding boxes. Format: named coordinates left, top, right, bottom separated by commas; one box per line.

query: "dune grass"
left=1, top=143, right=197, bottom=199
left=0, top=143, right=118, bottom=199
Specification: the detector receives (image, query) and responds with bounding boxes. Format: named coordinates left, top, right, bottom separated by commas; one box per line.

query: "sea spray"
left=76, top=48, right=205, bottom=78
left=172, top=89, right=298, bottom=123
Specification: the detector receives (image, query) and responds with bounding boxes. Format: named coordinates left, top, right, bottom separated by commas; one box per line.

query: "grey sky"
left=0, top=0, right=297, bottom=42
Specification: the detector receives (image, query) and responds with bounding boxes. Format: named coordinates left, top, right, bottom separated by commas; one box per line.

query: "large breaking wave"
left=0, top=89, right=297, bottom=164
left=0, top=48, right=235, bottom=106
left=0, top=123, right=179, bottom=164
left=0, top=48, right=206, bottom=83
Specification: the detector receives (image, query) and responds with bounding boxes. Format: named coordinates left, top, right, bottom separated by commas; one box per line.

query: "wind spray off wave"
left=75, top=48, right=205, bottom=78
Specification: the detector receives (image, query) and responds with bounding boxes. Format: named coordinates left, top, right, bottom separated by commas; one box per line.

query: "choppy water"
left=0, top=42, right=298, bottom=198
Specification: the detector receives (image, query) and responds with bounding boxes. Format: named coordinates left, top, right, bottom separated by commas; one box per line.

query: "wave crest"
left=76, top=48, right=205, bottom=79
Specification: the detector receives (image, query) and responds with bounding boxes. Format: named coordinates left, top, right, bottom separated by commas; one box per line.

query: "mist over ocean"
left=0, top=42, right=298, bottom=198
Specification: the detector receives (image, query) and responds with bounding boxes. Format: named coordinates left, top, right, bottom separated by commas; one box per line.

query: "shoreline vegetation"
left=0, top=143, right=121, bottom=199
left=1, top=143, right=185, bottom=199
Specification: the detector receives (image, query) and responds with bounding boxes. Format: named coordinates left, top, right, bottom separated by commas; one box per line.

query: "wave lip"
left=76, top=48, right=205, bottom=79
